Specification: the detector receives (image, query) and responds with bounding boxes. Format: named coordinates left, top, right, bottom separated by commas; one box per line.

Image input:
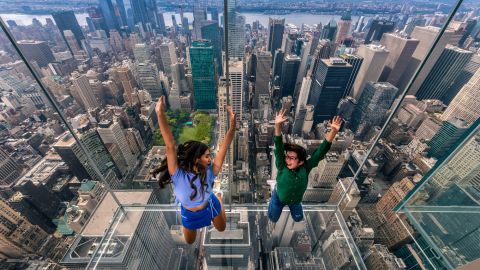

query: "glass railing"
left=1, top=0, right=479, bottom=268
left=55, top=200, right=366, bottom=269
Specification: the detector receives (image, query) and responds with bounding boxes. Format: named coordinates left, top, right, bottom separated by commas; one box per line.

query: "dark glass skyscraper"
left=364, top=19, right=395, bottom=44
left=99, top=0, right=120, bottom=31
left=415, top=45, right=473, bottom=102
left=308, top=58, right=353, bottom=124
left=428, top=118, right=469, bottom=160
left=190, top=40, right=217, bottom=110
left=339, top=54, right=363, bottom=97
left=131, top=0, right=158, bottom=29
left=321, top=19, right=337, bottom=42
left=52, top=10, right=85, bottom=48
left=280, top=54, right=301, bottom=97
left=201, top=21, right=223, bottom=76
left=268, top=18, right=285, bottom=57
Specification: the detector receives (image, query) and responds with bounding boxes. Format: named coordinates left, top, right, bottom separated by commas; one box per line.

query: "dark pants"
left=268, top=189, right=304, bottom=222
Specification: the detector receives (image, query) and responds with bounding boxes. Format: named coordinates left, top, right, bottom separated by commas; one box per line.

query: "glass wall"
left=0, top=0, right=479, bottom=269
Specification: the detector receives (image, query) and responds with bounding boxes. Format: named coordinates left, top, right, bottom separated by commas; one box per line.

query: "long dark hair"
left=151, top=140, right=210, bottom=201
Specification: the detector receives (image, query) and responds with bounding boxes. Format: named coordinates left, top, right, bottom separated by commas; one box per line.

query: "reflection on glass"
left=0, top=0, right=479, bottom=267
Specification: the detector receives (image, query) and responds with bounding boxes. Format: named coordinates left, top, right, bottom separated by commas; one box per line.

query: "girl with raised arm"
left=152, top=96, right=236, bottom=244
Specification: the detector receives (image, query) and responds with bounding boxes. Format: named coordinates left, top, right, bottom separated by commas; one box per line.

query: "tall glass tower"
left=190, top=40, right=217, bottom=110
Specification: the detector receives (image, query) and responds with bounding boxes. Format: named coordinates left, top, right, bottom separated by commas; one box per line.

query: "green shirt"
left=274, top=135, right=332, bottom=205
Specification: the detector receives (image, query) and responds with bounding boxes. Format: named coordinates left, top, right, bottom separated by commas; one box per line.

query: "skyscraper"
left=54, top=131, right=118, bottom=181
left=229, top=60, right=244, bottom=119
left=253, top=51, right=272, bottom=108
left=193, top=7, right=207, bottom=40
left=352, top=44, right=389, bottom=100
left=226, top=0, right=245, bottom=59
left=133, top=43, right=151, bottom=63
left=131, top=0, right=156, bottom=29
left=201, top=20, right=223, bottom=75
left=364, top=19, right=395, bottom=44
left=157, top=12, right=166, bottom=34
left=399, top=26, right=459, bottom=94
left=99, top=0, right=120, bottom=31
left=279, top=54, right=301, bottom=98
left=97, top=119, right=137, bottom=173
left=17, top=40, right=55, bottom=68
left=0, top=199, right=49, bottom=259
left=415, top=45, right=473, bottom=101
left=267, top=18, right=285, bottom=57
left=135, top=62, right=163, bottom=99
left=336, top=12, right=352, bottom=43
left=0, top=148, right=22, bottom=186
left=190, top=40, right=216, bottom=109
left=308, top=58, right=353, bottom=124
left=443, top=54, right=480, bottom=105
left=70, top=72, right=100, bottom=110
left=428, top=118, right=469, bottom=160
left=321, top=19, right=337, bottom=42
left=158, top=41, right=177, bottom=76
left=52, top=10, right=85, bottom=48
left=115, top=66, right=140, bottom=105
left=351, top=82, right=398, bottom=139
left=339, top=54, right=363, bottom=97
left=442, top=67, right=480, bottom=125
left=379, top=33, right=420, bottom=87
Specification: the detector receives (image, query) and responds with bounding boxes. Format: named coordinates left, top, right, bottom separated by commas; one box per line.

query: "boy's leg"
left=288, top=203, right=304, bottom=222
left=268, top=189, right=285, bottom=222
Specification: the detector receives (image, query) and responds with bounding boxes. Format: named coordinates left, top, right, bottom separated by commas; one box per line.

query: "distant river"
left=0, top=12, right=362, bottom=28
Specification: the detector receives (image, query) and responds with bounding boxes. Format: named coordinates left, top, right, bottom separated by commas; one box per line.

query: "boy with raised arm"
left=268, top=108, right=342, bottom=222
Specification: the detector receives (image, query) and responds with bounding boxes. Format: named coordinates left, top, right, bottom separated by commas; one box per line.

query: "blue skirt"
left=180, top=193, right=222, bottom=230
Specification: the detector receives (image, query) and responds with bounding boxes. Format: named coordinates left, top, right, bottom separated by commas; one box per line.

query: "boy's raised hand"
left=329, top=116, right=343, bottom=132
left=275, top=108, right=288, bottom=126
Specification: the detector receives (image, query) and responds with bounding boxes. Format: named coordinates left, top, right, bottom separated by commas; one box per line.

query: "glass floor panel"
left=59, top=199, right=365, bottom=269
